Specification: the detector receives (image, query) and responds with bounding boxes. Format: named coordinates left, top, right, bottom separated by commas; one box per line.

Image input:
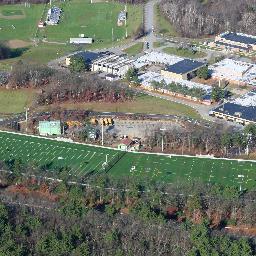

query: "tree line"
left=0, top=159, right=254, bottom=255
left=3, top=62, right=135, bottom=105
left=145, top=123, right=256, bottom=157
left=160, top=0, right=256, bottom=38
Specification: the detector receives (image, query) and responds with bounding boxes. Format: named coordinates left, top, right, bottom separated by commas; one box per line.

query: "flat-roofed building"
left=210, top=90, right=256, bottom=125
left=211, top=32, right=256, bottom=52
left=209, top=59, right=256, bottom=86
left=39, top=121, right=62, bottom=136
left=65, top=51, right=106, bottom=67
left=92, top=53, right=133, bottom=77
left=70, top=38, right=93, bottom=44
left=161, top=59, right=206, bottom=80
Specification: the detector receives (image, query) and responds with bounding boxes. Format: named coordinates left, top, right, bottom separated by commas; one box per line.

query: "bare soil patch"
left=7, top=39, right=32, bottom=48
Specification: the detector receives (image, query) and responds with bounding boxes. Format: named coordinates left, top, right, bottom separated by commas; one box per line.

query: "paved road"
left=144, top=0, right=159, bottom=51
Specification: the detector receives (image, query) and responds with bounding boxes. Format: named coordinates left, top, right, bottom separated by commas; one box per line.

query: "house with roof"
left=161, top=59, right=206, bottom=80
left=118, top=138, right=133, bottom=151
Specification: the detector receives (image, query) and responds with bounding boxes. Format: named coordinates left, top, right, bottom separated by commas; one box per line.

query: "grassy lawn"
left=39, top=0, right=143, bottom=44
left=0, top=4, right=44, bottom=40
left=0, top=130, right=255, bottom=189
left=1, top=9, right=24, bottom=16
left=124, top=42, right=144, bottom=56
left=153, top=41, right=166, bottom=48
left=0, top=89, right=37, bottom=114
left=163, top=47, right=207, bottom=59
left=154, top=4, right=178, bottom=37
left=38, top=94, right=201, bottom=119
left=0, top=1, right=143, bottom=66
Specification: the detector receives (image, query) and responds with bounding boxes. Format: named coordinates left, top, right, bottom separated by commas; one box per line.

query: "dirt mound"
left=7, top=40, right=32, bottom=49
left=225, top=225, right=256, bottom=237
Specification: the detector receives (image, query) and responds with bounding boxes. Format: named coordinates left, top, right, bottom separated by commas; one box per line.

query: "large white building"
left=209, top=59, right=256, bottom=86
left=92, top=53, right=134, bottom=77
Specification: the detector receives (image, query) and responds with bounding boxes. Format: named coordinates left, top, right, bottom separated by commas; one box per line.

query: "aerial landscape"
left=0, top=0, right=255, bottom=255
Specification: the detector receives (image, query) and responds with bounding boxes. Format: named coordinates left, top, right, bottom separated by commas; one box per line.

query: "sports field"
left=0, top=131, right=255, bottom=189
left=41, top=0, right=143, bottom=43
left=0, top=4, right=44, bottom=40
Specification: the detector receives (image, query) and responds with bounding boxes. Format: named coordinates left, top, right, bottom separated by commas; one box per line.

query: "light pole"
left=160, top=128, right=166, bottom=152
left=238, top=174, right=244, bottom=192
left=246, top=133, right=252, bottom=156
left=24, top=107, right=29, bottom=132
left=101, top=119, right=104, bottom=146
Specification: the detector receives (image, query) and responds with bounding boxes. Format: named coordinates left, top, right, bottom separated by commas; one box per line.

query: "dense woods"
left=160, top=0, right=256, bottom=37
left=0, top=159, right=255, bottom=255
left=4, top=62, right=135, bottom=105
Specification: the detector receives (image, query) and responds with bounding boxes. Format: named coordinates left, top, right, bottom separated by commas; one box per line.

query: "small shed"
left=117, top=138, right=132, bottom=151
left=70, top=38, right=93, bottom=44
left=39, top=121, right=61, bottom=136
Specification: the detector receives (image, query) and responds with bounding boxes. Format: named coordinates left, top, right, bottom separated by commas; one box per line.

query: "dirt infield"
left=7, top=39, right=32, bottom=48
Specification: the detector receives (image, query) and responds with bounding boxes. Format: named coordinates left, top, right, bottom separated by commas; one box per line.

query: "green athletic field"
left=0, top=4, right=44, bottom=41
left=41, top=0, right=142, bottom=43
left=0, top=131, right=255, bottom=189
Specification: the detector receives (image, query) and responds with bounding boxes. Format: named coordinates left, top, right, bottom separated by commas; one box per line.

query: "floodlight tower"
left=160, top=128, right=166, bottom=152
left=101, top=119, right=104, bottom=146
left=238, top=174, right=244, bottom=191
left=24, top=107, right=29, bottom=132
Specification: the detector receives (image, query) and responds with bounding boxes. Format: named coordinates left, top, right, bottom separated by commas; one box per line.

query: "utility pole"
left=246, top=133, right=252, bottom=155
left=24, top=107, right=29, bottom=132
left=101, top=120, right=104, bottom=146
left=160, top=128, right=166, bottom=152
left=238, top=174, right=244, bottom=192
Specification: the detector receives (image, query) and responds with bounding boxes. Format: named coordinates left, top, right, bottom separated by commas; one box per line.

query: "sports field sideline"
left=0, top=131, right=255, bottom=189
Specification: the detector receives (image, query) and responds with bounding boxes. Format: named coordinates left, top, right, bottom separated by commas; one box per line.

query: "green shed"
left=39, top=121, right=61, bottom=136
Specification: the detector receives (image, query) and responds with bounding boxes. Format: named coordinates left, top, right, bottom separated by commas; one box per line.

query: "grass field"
left=0, top=1, right=142, bottom=65
left=0, top=131, right=255, bottom=189
left=40, top=0, right=143, bottom=44
left=163, top=47, right=207, bottom=59
left=1, top=10, right=24, bottom=16
left=38, top=94, right=201, bottom=119
left=0, top=89, right=37, bottom=114
left=124, top=42, right=144, bottom=56
left=0, top=4, right=44, bottom=40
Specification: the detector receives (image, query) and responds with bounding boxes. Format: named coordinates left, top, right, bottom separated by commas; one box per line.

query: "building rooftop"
left=138, top=71, right=212, bottom=93
left=215, top=41, right=251, bottom=51
left=134, top=51, right=183, bottom=68
left=221, top=32, right=256, bottom=45
left=209, top=58, right=256, bottom=86
left=166, top=59, right=205, bottom=74
left=74, top=51, right=101, bottom=62
left=212, top=90, right=256, bottom=122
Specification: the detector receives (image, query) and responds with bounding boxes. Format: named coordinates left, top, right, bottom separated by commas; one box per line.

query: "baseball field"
left=0, top=131, right=255, bottom=189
